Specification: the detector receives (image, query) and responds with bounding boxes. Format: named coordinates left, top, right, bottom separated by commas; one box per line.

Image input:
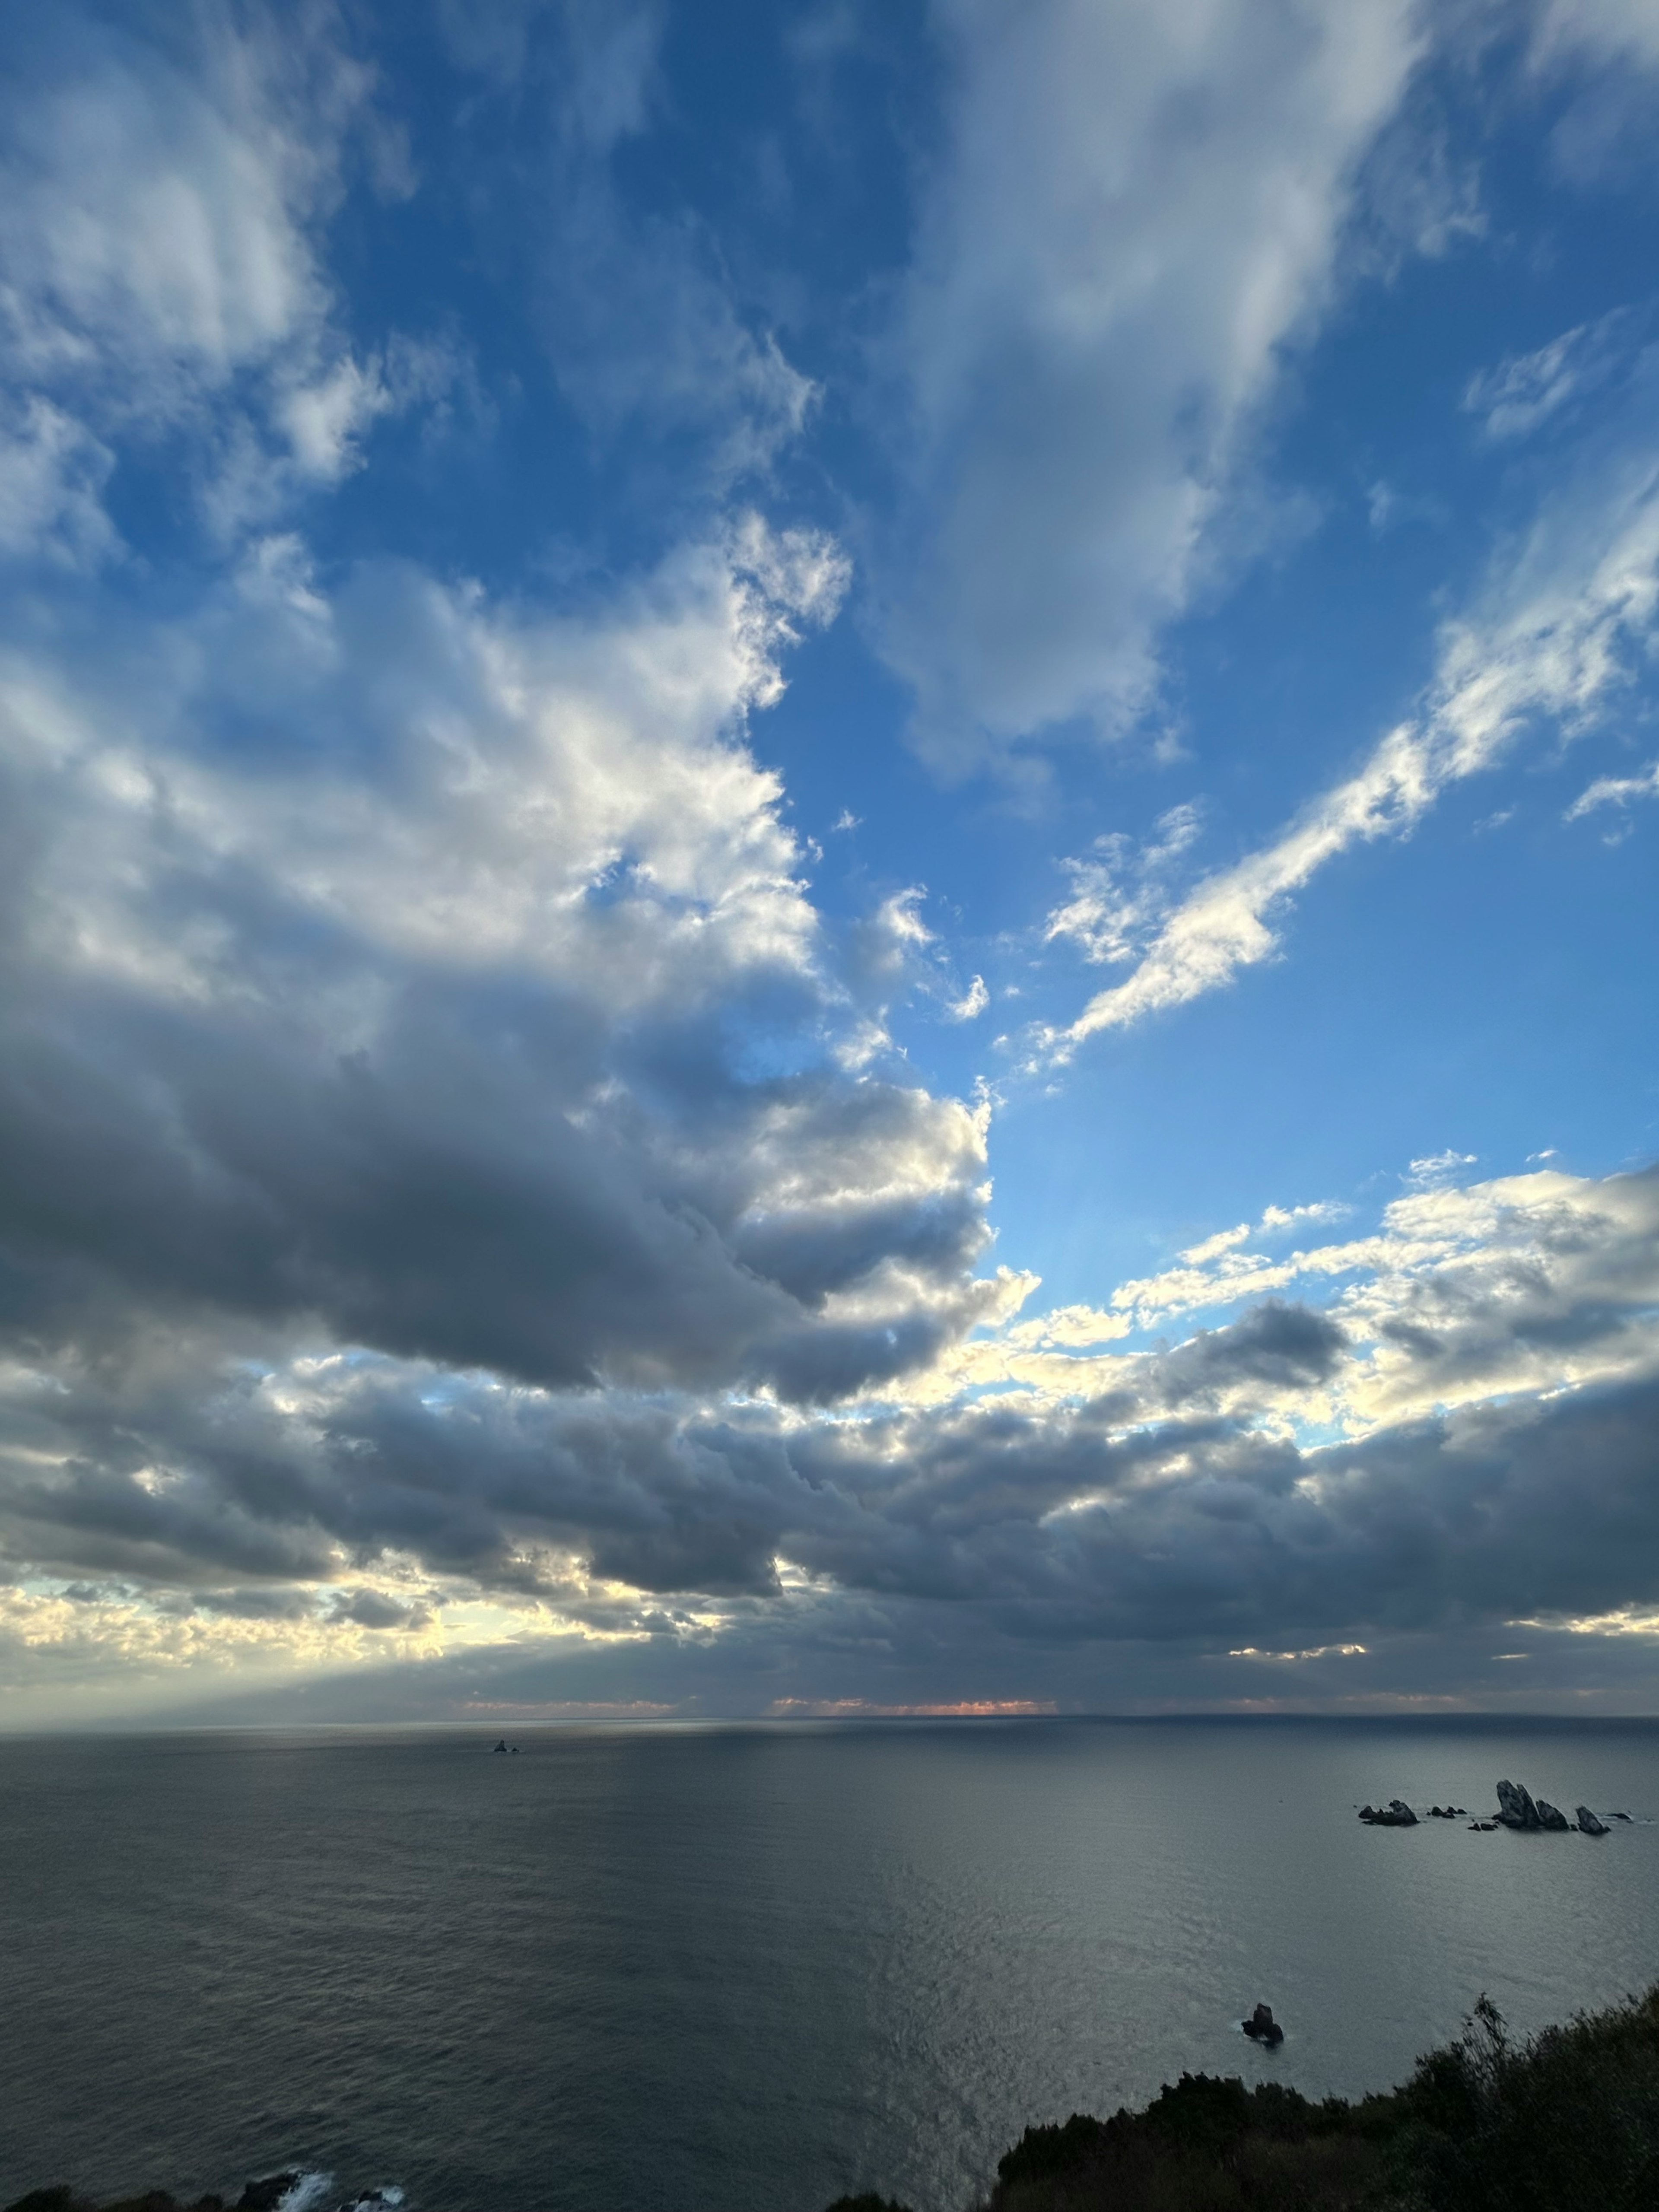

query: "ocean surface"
left=0, top=1717, right=1655, bottom=2212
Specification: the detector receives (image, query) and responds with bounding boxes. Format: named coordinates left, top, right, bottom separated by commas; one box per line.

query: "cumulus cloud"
left=6, top=1155, right=1656, bottom=1718
left=878, top=0, right=1424, bottom=765
left=0, top=4, right=338, bottom=397
left=1106, top=1163, right=1659, bottom=1424
left=0, top=513, right=1020, bottom=1425
left=0, top=3, right=454, bottom=548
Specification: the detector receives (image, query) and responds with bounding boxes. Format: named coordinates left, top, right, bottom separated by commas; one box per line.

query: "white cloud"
left=880, top=0, right=1424, bottom=764
left=1228, top=1643, right=1366, bottom=1661
left=944, top=974, right=989, bottom=1022
left=0, top=14, right=330, bottom=397
left=1048, top=425, right=1659, bottom=1051
left=277, top=354, right=392, bottom=481
left=1463, top=311, right=1630, bottom=442
left=1405, top=1149, right=1479, bottom=1188
left=1179, top=1222, right=1252, bottom=1267
left=1566, top=758, right=1659, bottom=820
left=1534, top=0, right=1659, bottom=70
left=0, top=6, right=455, bottom=552
left=1102, top=1162, right=1659, bottom=1425
left=1046, top=803, right=1202, bottom=966
left=0, top=394, right=115, bottom=567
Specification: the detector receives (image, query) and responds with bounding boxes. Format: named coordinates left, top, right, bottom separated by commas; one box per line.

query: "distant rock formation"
left=1494, top=1780, right=1596, bottom=1832
left=1495, top=1779, right=1540, bottom=1828
left=1358, top=1799, right=1418, bottom=1826
left=492, top=1739, right=509, bottom=1754
left=1242, top=2003, right=1284, bottom=2046
left=1576, top=1806, right=1609, bottom=1835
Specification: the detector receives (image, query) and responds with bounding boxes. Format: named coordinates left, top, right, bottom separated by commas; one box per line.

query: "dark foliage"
left=826, top=1980, right=1659, bottom=2212
left=1401, top=1986, right=1659, bottom=2211
left=983, top=2070, right=1395, bottom=2212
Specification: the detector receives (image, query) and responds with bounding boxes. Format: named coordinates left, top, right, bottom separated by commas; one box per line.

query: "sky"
left=1, top=0, right=1658, bottom=1728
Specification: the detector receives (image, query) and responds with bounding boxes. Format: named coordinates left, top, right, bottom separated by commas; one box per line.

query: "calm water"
left=0, top=1718, right=1655, bottom=2212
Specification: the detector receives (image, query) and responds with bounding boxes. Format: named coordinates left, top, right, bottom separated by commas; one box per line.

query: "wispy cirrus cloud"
left=1045, top=804, right=1202, bottom=967
left=1462, top=310, right=1634, bottom=442
left=1566, top=758, right=1659, bottom=822
left=1043, top=414, right=1659, bottom=1054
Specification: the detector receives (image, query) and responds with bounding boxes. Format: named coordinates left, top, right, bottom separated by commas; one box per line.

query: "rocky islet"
left=1357, top=1780, right=1622, bottom=1834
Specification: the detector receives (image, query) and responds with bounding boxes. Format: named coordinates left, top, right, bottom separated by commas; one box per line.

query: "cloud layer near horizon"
left=6, top=1160, right=1657, bottom=1719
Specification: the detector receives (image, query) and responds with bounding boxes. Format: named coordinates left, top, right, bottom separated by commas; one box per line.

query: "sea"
left=0, top=1716, right=1655, bottom=2212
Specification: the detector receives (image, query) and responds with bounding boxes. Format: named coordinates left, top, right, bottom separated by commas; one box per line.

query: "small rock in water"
left=1242, top=2002, right=1284, bottom=2046
left=1612, top=1812, right=1632, bottom=1822
left=1576, top=1806, right=1609, bottom=1835
left=1467, top=1821, right=1497, bottom=1831
left=1535, top=1799, right=1570, bottom=1831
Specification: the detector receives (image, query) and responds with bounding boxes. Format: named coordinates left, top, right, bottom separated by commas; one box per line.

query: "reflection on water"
left=0, top=1717, right=1654, bottom=2212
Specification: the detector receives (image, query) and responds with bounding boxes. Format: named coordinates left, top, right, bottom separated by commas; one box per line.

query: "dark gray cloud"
left=0, top=544, right=999, bottom=1415
left=1153, top=1300, right=1348, bottom=1398
left=5, top=1261, right=1657, bottom=1672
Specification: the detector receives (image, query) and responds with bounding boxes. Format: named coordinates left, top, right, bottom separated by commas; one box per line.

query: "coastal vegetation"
left=8, top=1986, right=1658, bottom=2212
left=827, top=1982, right=1659, bottom=2212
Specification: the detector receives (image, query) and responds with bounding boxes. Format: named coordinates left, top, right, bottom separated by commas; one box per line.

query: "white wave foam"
left=269, top=2175, right=404, bottom=2212
left=273, top=2177, right=334, bottom=2212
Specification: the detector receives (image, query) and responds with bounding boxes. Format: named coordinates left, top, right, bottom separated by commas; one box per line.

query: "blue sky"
left=1, top=0, right=1658, bottom=1724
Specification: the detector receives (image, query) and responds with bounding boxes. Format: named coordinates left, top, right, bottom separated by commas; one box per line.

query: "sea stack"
left=1494, top=1779, right=1541, bottom=1828
left=1576, top=1806, right=1609, bottom=1835
left=1243, top=2002, right=1285, bottom=2046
